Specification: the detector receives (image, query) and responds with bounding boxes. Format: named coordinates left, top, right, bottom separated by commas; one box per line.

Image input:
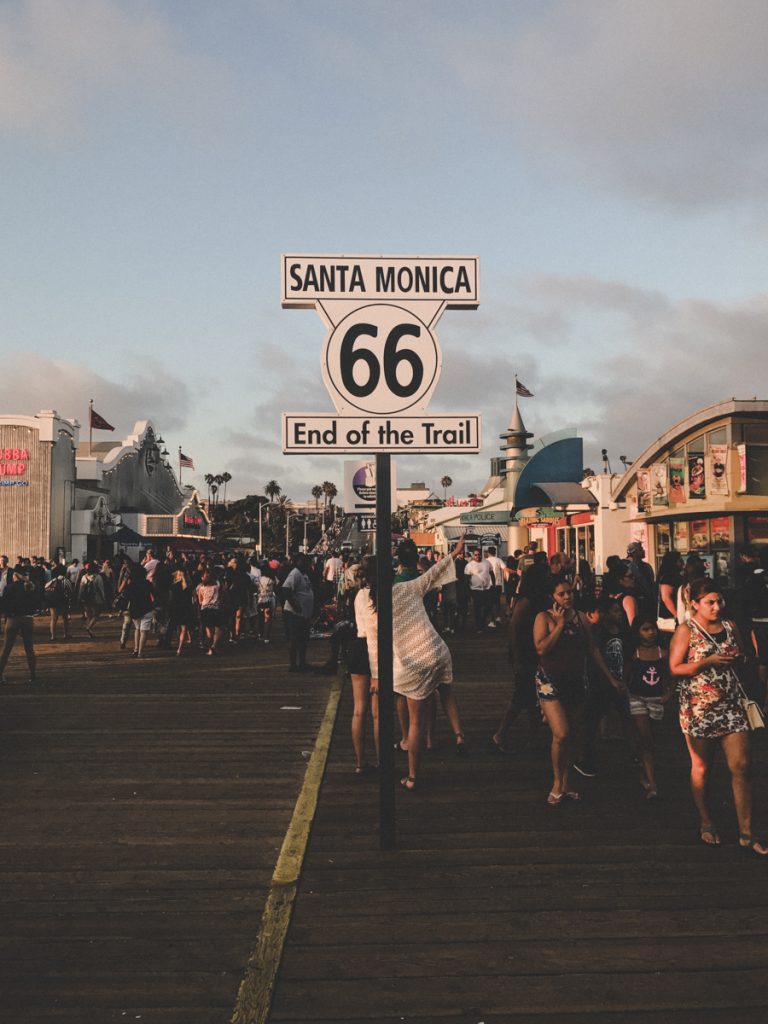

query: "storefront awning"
left=109, top=525, right=145, bottom=544
left=526, top=482, right=597, bottom=507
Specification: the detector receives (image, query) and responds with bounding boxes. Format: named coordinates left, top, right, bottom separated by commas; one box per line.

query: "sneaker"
left=487, top=621, right=497, bottom=629
left=573, top=762, right=597, bottom=778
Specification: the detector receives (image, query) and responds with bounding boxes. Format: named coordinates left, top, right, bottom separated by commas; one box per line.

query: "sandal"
left=700, top=824, right=721, bottom=846
left=490, top=735, right=511, bottom=755
left=739, top=834, right=768, bottom=857
left=400, top=776, right=416, bottom=791
left=354, top=764, right=377, bottom=777
left=455, top=732, right=469, bottom=758
left=564, top=791, right=581, bottom=802
left=547, top=791, right=564, bottom=806
left=394, top=741, right=408, bottom=753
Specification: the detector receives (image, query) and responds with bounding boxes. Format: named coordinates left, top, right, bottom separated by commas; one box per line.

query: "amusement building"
left=413, top=397, right=768, bottom=587
left=0, top=410, right=210, bottom=562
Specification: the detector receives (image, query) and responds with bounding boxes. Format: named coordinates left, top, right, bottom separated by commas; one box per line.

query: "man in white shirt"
left=464, top=548, right=493, bottom=632
left=485, top=546, right=507, bottom=628
left=323, top=551, right=343, bottom=603
left=142, top=548, right=159, bottom=583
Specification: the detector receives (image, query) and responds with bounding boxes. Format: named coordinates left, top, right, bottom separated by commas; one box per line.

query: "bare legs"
left=631, top=713, right=657, bottom=797
left=540, top=700, right=576, bottom=799
left=351, top=675, right=379, bottom=771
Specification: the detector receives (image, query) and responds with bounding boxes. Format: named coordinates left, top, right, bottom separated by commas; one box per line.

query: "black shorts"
left=753, top=623, right=768, bottom=666
left=347, top=636, right=371, bottom=676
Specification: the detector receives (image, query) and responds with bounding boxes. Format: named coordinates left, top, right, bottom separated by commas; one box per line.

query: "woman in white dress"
left=392, top=534, right=467, bottom=790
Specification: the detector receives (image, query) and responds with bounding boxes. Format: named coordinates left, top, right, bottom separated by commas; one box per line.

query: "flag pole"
left=178, top=447, right=182, bottom=486
left=89, top=399, right=93, bottom=451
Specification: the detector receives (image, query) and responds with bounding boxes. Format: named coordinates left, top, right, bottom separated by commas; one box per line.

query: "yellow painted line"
left=230, top=670, right=344, bottom=1024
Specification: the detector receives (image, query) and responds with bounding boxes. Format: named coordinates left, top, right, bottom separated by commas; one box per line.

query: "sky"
left=2, top=0, right=768, bottom=503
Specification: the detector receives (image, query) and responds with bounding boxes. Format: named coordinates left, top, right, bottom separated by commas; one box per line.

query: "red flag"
left=179, top=452, right=194, bottom=469
left=90, top=408, right=115, bottom=431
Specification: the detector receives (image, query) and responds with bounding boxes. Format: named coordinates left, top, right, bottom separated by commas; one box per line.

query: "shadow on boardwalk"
left=270, top=629, right=768, bottom=1024
left=0, top=619, right=334, bottom=1023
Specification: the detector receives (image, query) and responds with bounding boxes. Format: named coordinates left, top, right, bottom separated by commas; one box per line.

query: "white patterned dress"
left=392, top=557, right=456, bottom=701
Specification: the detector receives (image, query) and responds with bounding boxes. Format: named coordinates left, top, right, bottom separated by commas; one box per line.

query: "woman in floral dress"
left=669, top=578, right=767, bottom=855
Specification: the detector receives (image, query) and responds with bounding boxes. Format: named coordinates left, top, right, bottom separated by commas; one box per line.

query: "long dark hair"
left=359, top=554, right=378, bottom=612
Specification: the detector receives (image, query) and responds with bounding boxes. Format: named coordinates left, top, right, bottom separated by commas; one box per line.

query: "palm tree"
left=204, top=473, right=214, bottom=505
left=214, top=474, right=224, bottom=505
left=210, top=483, right=219, bottom=504
left=222, top=471, right=232, bottom=507
left=440, top=475, right=453, bottom=502
left=322, top=480, right=338, bottom=522
left=311, top=484, right=323, bottom=516
left=265, top=480, right=281, bottom=502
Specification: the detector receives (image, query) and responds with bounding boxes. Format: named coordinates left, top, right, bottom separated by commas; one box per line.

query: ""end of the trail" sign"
left=282, top=414, right=481, bottom=454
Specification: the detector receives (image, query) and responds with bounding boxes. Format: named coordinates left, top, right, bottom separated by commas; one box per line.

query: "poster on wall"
left=698, top=553, right=715, bottom=577
left=343, top=459, right=397, bottom=513
left=673, top=521, right=690, bottom=553
left=668, top=457, right=687, bottom=504
left=688, top=455, right=706, bottom=499
left=747, top=515, right=768, bottom=545
left=707, top=444, right=729, bottom=496
left=651, top=463, right=669, bottom=507
left=710, top=516, right=731, bottom=548
left=737, top=443, right=747, bottom=493
left=637, top=470, right=652, bottom=512
left=690, top=519, right=709, bottom=550
left=656, top=525, right=671, bottom=557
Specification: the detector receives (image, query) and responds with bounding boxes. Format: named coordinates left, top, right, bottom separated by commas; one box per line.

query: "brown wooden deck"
left=0, top=617, right=333, bottom=1023
left=269, top=631, right=768, bottom=1023
left=2, top=616, right=768, bottom=1022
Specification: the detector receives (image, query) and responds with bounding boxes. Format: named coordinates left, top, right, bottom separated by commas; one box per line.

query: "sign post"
left=281, top=253, right=480, bottom=850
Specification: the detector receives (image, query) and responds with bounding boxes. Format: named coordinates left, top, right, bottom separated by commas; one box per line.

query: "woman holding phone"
left=669, top=578, right=767, bottom=854
left=534, top=576, right=626, bottom=805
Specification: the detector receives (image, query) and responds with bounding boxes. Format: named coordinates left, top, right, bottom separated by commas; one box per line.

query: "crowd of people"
left=2, top=535, right=767, bottom=854
left=340, top=536, right=768, bottom=855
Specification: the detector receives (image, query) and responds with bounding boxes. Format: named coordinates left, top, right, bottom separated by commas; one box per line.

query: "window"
left=707, top=426, right=727, bottom=447
left=687, top=435, right=705, bottom=454
left=743, top=424, right=768, bottom=444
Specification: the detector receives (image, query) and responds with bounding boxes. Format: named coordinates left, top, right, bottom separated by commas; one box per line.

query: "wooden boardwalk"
left=2, top=616, right=768, bottom=1022
left=269, top=630, right=768, bottom=1024
left=0, top=618, right=334, bottom=1023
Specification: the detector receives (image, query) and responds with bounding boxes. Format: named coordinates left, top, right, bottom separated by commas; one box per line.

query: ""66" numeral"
left=340, top=323, right=424, bottom=399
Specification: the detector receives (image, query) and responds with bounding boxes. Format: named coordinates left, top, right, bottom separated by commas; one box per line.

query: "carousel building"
left=0, top=411, right=210, bottom=562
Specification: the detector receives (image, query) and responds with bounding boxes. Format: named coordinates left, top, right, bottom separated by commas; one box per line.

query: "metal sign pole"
left=375, top=453, right=396, bottom=850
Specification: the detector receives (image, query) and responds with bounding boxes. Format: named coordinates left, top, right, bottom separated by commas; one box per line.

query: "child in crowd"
left=624, top=617, right=672, bottom=799
left=575, top=597, right=629, bottom=777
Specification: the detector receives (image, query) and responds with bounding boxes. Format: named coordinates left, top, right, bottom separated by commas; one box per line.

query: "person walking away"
left=45, top=566, right=73, bottom=641
left=282, top=554, right=315, bottom=672
left=0, top=568, right=39, bottom=683
left=485, top=546, right=507, bottom=627
left=126, top=565, right=154, bottom=658
left=196, top=568, right=224, bottom=656
left=78, top=563, right=107, bottom=638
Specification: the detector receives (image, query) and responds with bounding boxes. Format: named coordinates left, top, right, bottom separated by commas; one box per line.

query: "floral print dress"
left=678, top=619, right=748, bottom=738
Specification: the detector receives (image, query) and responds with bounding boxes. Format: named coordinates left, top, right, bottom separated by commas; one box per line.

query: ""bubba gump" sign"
left=0, top=448, right=30, bottom=477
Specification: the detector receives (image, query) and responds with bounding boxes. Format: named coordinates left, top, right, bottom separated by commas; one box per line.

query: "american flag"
left=516, top=379, right=534, bottom=398
left=179, top=452, right=195, bottom=469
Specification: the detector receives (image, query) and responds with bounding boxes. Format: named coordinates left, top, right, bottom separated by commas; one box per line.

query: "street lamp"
left=285, top=510, right=293, bottom=557
left=258, top=500, right=265, bottom=554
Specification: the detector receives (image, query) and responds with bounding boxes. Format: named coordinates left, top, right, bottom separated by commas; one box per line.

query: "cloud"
left=0, top=0, right=226, bottom=138
left=446, top=0, right=768, bottom=206
left=5, top=353, right=191, bottom=435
